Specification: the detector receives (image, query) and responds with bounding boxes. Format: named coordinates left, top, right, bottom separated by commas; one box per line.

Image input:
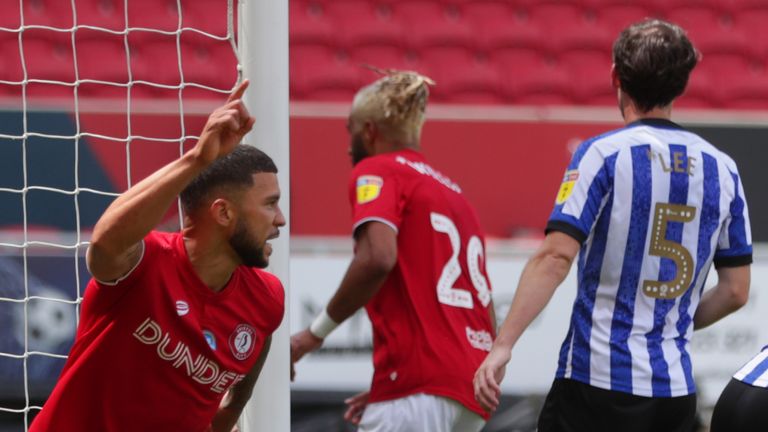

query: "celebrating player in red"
left=291, top=71, right=496, bottom=432
left=31, top=80, right=286, bottom=432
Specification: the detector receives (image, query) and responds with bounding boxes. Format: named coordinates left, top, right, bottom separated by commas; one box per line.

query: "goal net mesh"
left=0, top=0, right=240, bottom=427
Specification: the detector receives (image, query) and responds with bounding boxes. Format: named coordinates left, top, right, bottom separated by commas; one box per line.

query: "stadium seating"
left=325, top=0, right=406, bottom=50
left=731, top=6, right=768, bottom=58
left=125, top=0, right=179, bottom=32
left=678, top=69, right=719, bottom=109
left=75, top=30, right=129, bottom=85
left=558, top=49, right=614, bottom=104
left=22, top=0, right=75, bottom=29
left=10, top=0, right=768, bottom=109
left=290, top=0, right=335, bottom=47
left=290, top=43, right=362, bottom=101
left=421, top=47, right=504, bottom=104
left=74, top=0, right=125, bottom=32
left=22, top=30, right=76, bottom=84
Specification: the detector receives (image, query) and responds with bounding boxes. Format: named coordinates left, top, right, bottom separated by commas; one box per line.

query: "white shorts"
left=358, top=393, right=486, bottom=432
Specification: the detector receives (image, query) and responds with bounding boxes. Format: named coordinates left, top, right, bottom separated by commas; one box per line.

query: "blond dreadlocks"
left=350, top=69, right=436, bottom=147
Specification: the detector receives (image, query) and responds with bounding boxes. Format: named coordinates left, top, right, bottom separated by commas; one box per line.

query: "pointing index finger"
left=227, top=79, right=250, bottom=103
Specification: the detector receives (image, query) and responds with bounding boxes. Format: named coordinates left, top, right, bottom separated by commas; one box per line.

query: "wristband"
left=309, top=309, right=339, bottom=339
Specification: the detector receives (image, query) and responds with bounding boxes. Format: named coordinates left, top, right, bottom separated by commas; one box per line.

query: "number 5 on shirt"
left=430, top=212, right=492, bottom=309
left=643, top=202, right=697, bottom=299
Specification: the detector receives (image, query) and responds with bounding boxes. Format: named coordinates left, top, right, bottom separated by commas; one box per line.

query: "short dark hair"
left=612, top=19, right=698, bottom=112
left=180, top=145, right=277, bottom=213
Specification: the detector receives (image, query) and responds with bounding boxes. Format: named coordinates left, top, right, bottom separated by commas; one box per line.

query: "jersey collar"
left=175, top=233, right=240, bottom=300
left=628, top=118, right=685, bottom=130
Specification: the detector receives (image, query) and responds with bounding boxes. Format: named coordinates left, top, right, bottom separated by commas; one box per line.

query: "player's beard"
left=229, top=219, right=269, bottom=268
left=350, top=134, right=369, bottom=166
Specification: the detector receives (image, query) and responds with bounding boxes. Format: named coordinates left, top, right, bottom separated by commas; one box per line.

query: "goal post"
left=237, top=0, right=291, bottom=431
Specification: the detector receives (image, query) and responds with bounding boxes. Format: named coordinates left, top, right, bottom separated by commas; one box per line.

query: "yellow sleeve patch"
left=555, top=170, right=579, bottom=205
left=356, top=175, right=384, bottom=204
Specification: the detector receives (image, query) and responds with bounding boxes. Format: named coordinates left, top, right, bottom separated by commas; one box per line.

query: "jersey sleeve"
left=91, top=232, right=161, bottom=289
left=546, top=139, right=613, bottom=244
left=348, top=158, right=402, bottom=235
left=82, top=232, right=162, bottom=316
left=261, top=271, right=286, bottom=334
left=714, top=169, right=752, bottom=268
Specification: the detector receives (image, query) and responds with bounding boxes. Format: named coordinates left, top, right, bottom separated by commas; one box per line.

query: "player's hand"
left=473, top=346, right=510, bottom=412
left=289, top=329, right=324, bottom=381
left=343, top=391, right=370, bottom=425
left=194, top=80, right=256, bottom=166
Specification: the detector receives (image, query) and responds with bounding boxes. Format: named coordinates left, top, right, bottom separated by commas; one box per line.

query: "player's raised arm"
left=87, top=81, right=255, bottom=283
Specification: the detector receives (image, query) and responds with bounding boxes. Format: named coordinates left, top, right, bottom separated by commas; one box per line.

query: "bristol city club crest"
left=229, top=324, right=257, bottom=360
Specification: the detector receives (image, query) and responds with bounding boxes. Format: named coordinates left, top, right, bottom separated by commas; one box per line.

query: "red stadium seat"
left=0, top=33, right=23, bottom=82
left=694, top=52, right=767, bottom=108
left=420, top=47, right=504, bottom=104
left=0, top=0, right=21, bottom=30
left=75, top=29, right=129, bottom=84
left=724, top=77, right=768, bottom=110
left=75, top=0, right=125, bottom=32
left=731, top=7, right=768, bottom=58
left=527, top=3, right=613, bottom=53
left=21, top=30, right=76, bottom=83
left=127, top=32, right=181, bottom=88
left=290, top=0, right=335, bottom=46
left=25, top=80, right=75, bottom=98
left=126, top=0, right=179, bottom=32
left=22, top=0, right=74, bottom=29
left=649, top=0, right=734, bottom=14
left=325, top=0, right=406, bottom=50
left=179, top=35, right=238, bottom=90
left=665, top=6, right=748, bottom=57
left=714, top=56, right=768, bottom=109
left=492, top=48, right=571, bottom=104
left=676, top=69, right=719, bottom=108
left=732, top=0, right=768, bottom=8
left=348, top=45, right=421, bottom=73
left=290, top=44, right=362, bottom=101
left=558, top=49, right=614, bottom=104
left=391, top=0, right=475, bottom=50
left=697, top=52, right=758, bottom=85
left=462, top=1, right=544, bottom=52
left=596, top=4, right=657, bottom=38
left=181, top=0, right=230, bottom=37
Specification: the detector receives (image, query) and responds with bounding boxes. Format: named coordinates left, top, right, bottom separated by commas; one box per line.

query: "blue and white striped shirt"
left=734, top=346, right=768, bottom=388
left=548, top=118, right=752, bottom=397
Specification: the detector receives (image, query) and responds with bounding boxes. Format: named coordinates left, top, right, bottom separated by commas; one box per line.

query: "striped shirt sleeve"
left=546, top=138, right=614, bottom=244
left=714, top=169, right=752, bottom=268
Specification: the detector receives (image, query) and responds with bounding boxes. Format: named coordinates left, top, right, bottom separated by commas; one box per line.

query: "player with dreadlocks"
left=291, top=70, right=495, bottom=432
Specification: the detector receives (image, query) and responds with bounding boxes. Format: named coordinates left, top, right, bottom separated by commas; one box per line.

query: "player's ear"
left=363, top=121, right=377, bottom=147
left=611, top=64, right=620, bottom=89
left=210, top=198, right=235, bottom=228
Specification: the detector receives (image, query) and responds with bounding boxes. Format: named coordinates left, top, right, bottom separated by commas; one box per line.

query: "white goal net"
left=0, top=0, right=241, bottom=428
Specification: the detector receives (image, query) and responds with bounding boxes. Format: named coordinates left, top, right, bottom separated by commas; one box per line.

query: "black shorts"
left=710, top=378, right=768, bottom=432
left=537, top=378, right=697, bottom=432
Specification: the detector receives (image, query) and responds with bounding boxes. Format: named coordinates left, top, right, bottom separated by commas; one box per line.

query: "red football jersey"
left=350, top=149, right=494, bottom=419
left=30, top=231, right=284, bottom=432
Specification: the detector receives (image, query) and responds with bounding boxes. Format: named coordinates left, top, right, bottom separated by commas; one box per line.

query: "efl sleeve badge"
left=555, top=170, right=579, bottom=205
left=356, top=175, right=384, bottom=204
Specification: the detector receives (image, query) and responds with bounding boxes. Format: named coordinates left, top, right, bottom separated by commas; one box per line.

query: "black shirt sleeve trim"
left=545, top=220, right=587, bottom=244
left=714, top=254, right=753, bottom=268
